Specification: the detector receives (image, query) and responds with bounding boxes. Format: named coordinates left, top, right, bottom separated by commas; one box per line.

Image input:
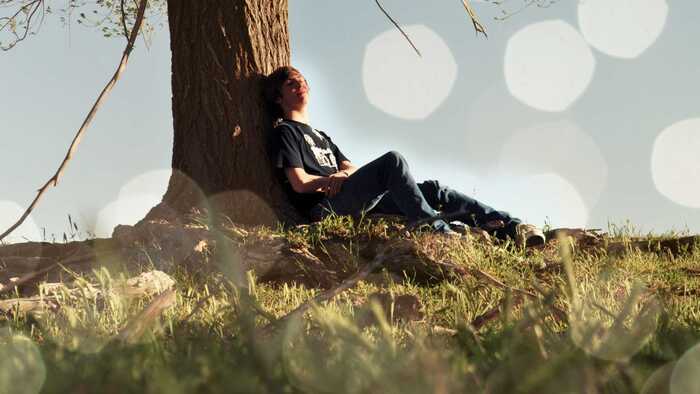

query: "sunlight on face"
left=0, top=200, right=41, bottom=243
left=651, top=118, right=700, bottom=208
left=363, top=24, right=457, bottom=120
left=504, top=20, right=595, bottom=112
left=498, top=121, right=608, bottom=210
left=578, top=0, right=668, bottom=59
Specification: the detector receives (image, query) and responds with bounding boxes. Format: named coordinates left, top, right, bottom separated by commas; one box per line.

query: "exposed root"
left=1, top=220, right=697, bottom=305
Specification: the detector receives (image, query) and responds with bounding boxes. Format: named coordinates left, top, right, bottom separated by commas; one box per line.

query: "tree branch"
left=0, top=249, right=121, bottom=295
left=373, top=0, right=421, bottom=57
left=0, top=0, right=43, bottom=50
left=0, top=0, right=41, bottom=32
left=460, top=0, right=487, bottom=37
left=0, top=0, right=149, bottom=243
left=119, top=0, right=130, bottom=40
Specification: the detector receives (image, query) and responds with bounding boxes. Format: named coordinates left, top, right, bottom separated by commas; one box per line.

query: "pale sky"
left=2, top=0, right=699, bottom=243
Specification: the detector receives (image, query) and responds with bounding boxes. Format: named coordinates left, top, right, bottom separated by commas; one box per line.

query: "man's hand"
left=324, top=171, right=349, bottom=198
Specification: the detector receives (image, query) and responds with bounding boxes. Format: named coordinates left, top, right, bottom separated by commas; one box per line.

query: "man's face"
left=277, top=71, right=309, bottom=113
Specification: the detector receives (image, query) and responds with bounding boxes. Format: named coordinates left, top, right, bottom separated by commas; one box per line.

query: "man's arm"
left=339, top=160, right=358, bottom=176
left=324, top=161, right=357, bottom=196
left=285, top=167, right=350, bottom=197
left=284, top=167, right=329, bottom=194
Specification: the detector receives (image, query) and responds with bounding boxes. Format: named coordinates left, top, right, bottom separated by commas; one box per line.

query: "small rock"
left=124, top=270, right=176, bottom=297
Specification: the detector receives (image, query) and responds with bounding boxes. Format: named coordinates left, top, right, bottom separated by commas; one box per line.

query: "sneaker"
left=516, top=223, right=546, bottom=247
left=484, top=220, right=505, bottom=231
left=450, top=221, right=491, bottom=242
left=431, top=220, right=462, bottom=238
left=448, top=220, right=470, bottom=235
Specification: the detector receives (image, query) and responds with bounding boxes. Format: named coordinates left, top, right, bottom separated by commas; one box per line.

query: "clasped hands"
left=323, top=170, right=349, bottom=197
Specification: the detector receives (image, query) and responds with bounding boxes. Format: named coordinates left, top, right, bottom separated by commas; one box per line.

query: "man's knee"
left=420, top=179, right=443, bottom=194
left=421, top=179, right=441, bottom=189
left=418, top=180, right=443, bottom=202
left=381, top=150, right=407, bottom=168
left=374, top=151, right=408, bottom=185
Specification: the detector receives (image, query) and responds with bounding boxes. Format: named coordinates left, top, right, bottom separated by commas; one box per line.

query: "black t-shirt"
left=272, top=119, right=349, bottom=214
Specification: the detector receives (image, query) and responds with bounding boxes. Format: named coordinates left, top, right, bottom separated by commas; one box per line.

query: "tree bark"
left=150, top=0, right=303, bottom=227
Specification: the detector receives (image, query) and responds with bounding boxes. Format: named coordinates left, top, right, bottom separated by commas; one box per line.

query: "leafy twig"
left=0, top=0, right=44, bottom=50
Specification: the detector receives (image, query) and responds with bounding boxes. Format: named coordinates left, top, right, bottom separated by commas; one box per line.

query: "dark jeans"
left=308, top=151, right=521, bottom=239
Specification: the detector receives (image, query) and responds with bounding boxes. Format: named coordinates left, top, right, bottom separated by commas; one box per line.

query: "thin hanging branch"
left=373, top=0, right=421, bottom=57
left=460, top=0, right=488, bottom=37
left=0, top=0, right=149, bottom=243
left=373, top=0, right=489, bottom=58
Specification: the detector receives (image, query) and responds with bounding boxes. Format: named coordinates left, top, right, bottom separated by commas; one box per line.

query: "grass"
left=2, top=215, right=700, bottom=393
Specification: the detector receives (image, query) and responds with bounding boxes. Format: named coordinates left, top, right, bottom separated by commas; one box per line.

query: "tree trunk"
left=150, top=0, right=303, bottom=227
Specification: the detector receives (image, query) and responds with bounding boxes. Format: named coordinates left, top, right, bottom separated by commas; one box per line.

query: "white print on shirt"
left=303, top=133, right=338, bottom=170
left=309, top=128, right=324, bottom=140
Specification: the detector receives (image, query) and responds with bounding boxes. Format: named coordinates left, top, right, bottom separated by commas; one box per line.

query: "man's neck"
left=285, top=110, right=310, bottom=125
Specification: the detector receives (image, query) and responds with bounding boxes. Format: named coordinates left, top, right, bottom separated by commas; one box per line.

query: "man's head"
left=264, top=66, right=309, bottom=119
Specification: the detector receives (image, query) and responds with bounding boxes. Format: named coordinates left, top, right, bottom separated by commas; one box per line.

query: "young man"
left=264, top=66, right=545, bottom=246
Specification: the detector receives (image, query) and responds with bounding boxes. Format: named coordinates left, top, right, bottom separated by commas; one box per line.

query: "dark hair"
left=263, top=65, right=304, bottom=120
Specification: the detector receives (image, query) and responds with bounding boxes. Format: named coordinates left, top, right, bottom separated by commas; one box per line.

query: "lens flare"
left=504, top=20, right=595, bottom=112
left=507, top=173, right=589, bottom=228
left=119, top=169, right=171, bottom=200
left=671, top=343, right=700, bottom=394
left=0, top=200, right=41, bottom=243
left=641, top=361, right=675, bottom=394
left=568, top=273, right=660, bottom=362
left=498, top=120, right=608, bottom=211
left=94, top=168, right=172, bottom=238
left=0, top=334, right=46, bottom=394
left=651, top=118, right=700, bottom=208
left=206, top=190, right=277, bottom=285
left=578, top=0, right=668, bottom=59
left=363, top=24, right=457, bottom=120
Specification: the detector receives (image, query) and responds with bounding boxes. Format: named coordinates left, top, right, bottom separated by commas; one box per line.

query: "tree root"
left=2, top=221, right=697, bottom=308
left=0, top=270, right=175, bottom=315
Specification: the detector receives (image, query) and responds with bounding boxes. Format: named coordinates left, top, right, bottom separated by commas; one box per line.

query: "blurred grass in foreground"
left=2, top=216, right=700, bottom=394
